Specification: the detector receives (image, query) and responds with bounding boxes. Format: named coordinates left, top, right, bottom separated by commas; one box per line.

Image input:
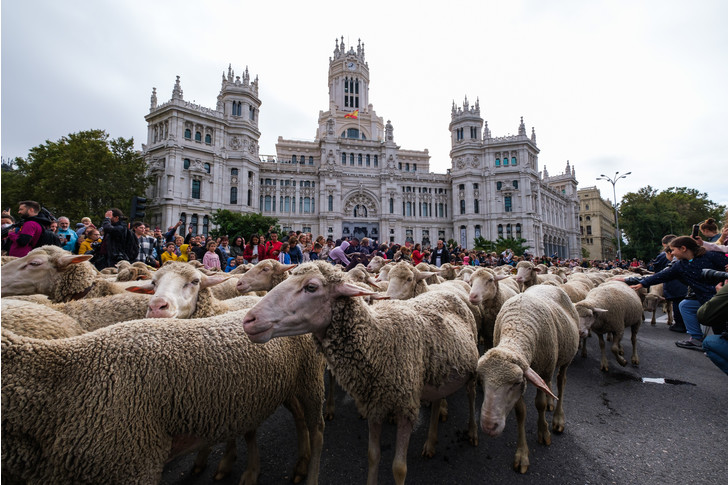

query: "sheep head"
left=385, top=262, right=433, bottom=300
left=574, top=301, right=608, bottom=338
left=1, top=246, right=92, bottom=296
left=236, top=259, right=295, bottom=294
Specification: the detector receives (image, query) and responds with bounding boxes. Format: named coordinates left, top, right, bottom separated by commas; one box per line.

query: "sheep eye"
left=29, top=261, right=42, bottom=267
left=407, top=277, right=413, bottom=282
left=304, top=284, right=317, bottom=293
left=191, top=279, right=200, bottom=285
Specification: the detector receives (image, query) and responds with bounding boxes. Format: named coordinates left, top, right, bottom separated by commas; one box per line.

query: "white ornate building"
left=143, top=37, right=580, bottom=258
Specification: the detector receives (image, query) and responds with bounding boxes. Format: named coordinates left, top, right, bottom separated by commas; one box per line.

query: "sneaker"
left=669, top=324, right=687, bottom=333
left=675, top=338, right=703, bottom=351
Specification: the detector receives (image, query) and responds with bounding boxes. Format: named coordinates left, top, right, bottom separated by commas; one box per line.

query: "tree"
left=1, top=130, right=149, bottom=223
left=473, top=236, right=531, bottom=256
left=618, top=186, right=725, bottom=261
left=209, top=210, right=280, bottom=240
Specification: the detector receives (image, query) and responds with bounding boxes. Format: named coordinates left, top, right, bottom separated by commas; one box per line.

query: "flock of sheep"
left=2, top=246, right=652, bottom=484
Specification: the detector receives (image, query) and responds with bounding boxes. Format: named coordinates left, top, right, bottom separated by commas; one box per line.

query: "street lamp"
left=596, top=171, right=631, bottom=261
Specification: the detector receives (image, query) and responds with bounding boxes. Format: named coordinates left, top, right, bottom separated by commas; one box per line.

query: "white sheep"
left=242, top=261, right=480, bottom=485
left=468, top=267, right=519, bottom=347
left=642, top=283, right=671, bottom=326
left=366, top=255, right=387, bottom=273
left=1, top=298, right=86, bottom=339
left=1, top=312, right=326, bottom=485
left=235, top=258, right=296, bottom=294
left=575, top=281, right=644, bottom=371
left=514, top=261, right=563, bottom=290
left=478, top=284, right=580, bottom=474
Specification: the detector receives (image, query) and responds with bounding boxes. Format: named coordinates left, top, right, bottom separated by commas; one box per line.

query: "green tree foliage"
left=473, top=236, right=531, bottom=256
left=1, top=130, right=149, bottom=222
left=209, top=210, right=280, bottom=240
left=619, top=186, right=725, bottom=260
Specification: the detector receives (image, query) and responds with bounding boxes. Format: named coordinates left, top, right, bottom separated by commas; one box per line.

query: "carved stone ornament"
left=344, top=193, right=378, bottom=217
left=471, top=156, right=480, bottom=168
left=456, top=158, right=465, bottom=169
left=229, top=136, right=242, bottom=150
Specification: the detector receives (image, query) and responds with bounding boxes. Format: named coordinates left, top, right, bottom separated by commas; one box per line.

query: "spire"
left=463, top=95, right=469, bottom=111
left=483, top=121, right=491, bottom=139
left=518, top=116, right=526, bottom=136
left=172, top=76, right=183, bottom=100
left=334, top=37, right=340, bottom=57
left=531, top=127, right=537, bottom=144
left=357, top=38, right=362, bottom=56
left=340, top=36, right=345, bottom=55
left=543, top=165, right=549, bottom=178
left=475, top=97, right=480, bottom=115
left=227, top=64, right=232, bottom=81
left=452, top=100, right=457, bottom=116
left=243, top=66, right=250, bottom=85
left=150, top=87, right=157, bottom=110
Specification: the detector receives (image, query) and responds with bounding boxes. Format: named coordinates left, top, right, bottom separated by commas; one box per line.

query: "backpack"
left=35, top=228, right=62, bottom=248
left=123, top=228, right=140, bottom=262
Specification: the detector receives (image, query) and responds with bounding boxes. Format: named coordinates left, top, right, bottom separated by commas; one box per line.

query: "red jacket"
left=242, top=244, right=266, bottom=263
left=263, top=240, right=282, bottom=260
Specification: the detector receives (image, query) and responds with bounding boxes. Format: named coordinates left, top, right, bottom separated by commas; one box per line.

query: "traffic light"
left=130, top=196, right=147, bottom=221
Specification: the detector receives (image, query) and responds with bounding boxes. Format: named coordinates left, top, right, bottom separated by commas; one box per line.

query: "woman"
left=243, top=234, right=265, bottom=264
left=288, top=235, right=303, bottom=264
left=412, top=243, right=425, bottom=265
left=699, top=218, right=721, bottom=243
left=229, top=236, right=245, bottom=259
left=622, top=236, right=728, bottom=350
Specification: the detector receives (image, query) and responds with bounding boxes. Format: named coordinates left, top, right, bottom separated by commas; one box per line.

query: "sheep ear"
left=126, top=284, right=155, bottom=295
left=201, top=274, right=229, bottom=289
left=416, top=271, right=435, bottom=281
left=593, top=308, right=609, bottom=314
left=57, top=253, right=93, bottom=269
left=495, top=274, right=509, bottom=281
left=334, top=282, right=378, bottom=298
left=524, top=368, right=558, bottom=400
left=283, top=264, right=297, bottom=272
left=365, top=278, right=381, bottom=290
left=368, top=293, right=390, bottom=300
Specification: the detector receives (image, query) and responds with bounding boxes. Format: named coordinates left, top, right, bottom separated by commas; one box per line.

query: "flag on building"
left=345, top=109, right=359, bottom=119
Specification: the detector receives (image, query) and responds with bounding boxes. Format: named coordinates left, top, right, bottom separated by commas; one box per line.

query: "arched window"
left=292, top=155, right=297, bottom=163
left=231, top=168, right=238, bottom=177
left=190, top=214, right=198, bottom=234
left=191, top=180, right=201, bottom=199
left=358, top=154, right=362, bottom=166
left=495, top=158, right=501, bottom=167
left=195, top=131, right=202, bottom=142
left=184, top=129, right=192, bottom=139
left=389, top=198, right=394, bottom=214
left=349, top=153, right=354, bottom=166
left=309, top=156, right=314, bottom=165
left=366, top=154, right=370, bottom=166
left=230, top=187, right=238, bottom=204
left=374, top=155, right=378, bottom=167
left=516, top=223, right=522, bottom=239
left=498, top=224, right=503, bottom=238
left=204, top=163, right=211, bottom=174
left=183, top=158, right=190, bottom=169
left=205, top=134, right=212, bottom=145
left=347, top=128, right=360, bottom=139
left=179, top=213, right=186, bottom=235
left=328, top=195, right=333, bottom=211
left=503, top=157, right=509, bottom=166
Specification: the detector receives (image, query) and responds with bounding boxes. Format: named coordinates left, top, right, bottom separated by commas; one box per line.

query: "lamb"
left=514, top=261, right=563, bottom=290
left=242, top=261, right=480, bottom=485
left=478, top=284, right=580, bottom=473
left=574, top=281, right=644, bottom=371
left=1, top=298, right=86, bottom=339
left=236, top=258, right=296, bottom=294
left=468, top=267, right=519, bottom=348
left=1, top=312, right=326, bottom=485
left=1, top=246, right=137, bottom=303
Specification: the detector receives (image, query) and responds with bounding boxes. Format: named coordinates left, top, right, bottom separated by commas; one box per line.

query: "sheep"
left=514, top=261, right=564, bottom=290
left=456, top=265, right=476, bottom=283
left=1, top=312, right=326, bottom=485
left=1, top=298, right=86, bottom=339
left=366, top=255, right=387, bottom=273
left=1, top=246, right=137, bottom=303
left=1, top=255, right=18, bottom=265
left=235, top=258, right=296, bottom=294
left=1, top=294, right=52, bottom=306
left=50, top=293, right=152, bottom=331
left=415, top=262, right=446, bottom=284
left=115, top=261, right=154, bottom=282
left=559, top=280, right=592, bottom=304
left=478, top=284, right=580, bottom=474
left=242, top=261, right=479, bottom=485
left=468, top=267, right=519, bottom=348
left=574, top=281, right=644, bottom=372
left=642, top=283, right=671, bottom=326
left=344, top=264, right=382, bottom=291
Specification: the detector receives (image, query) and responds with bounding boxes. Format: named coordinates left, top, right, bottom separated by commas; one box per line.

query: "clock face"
left=347, top=61, right=356, bottom=71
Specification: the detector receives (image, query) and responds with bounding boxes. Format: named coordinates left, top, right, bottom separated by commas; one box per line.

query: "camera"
left=691, top=224, right=700, bottom=238
left=701, top=268, right=728, bottom=286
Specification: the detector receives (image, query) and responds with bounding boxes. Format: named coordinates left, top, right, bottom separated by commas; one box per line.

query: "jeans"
left=702, top=335, right=728, bottom=375
left=678, top=299, right=704, bottom=340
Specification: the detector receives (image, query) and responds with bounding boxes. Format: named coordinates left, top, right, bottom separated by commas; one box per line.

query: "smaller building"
left=577, top=186, right=616, bottom=260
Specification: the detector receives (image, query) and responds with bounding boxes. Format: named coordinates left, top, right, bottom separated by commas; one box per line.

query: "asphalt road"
left=161, top=310, right=727, bottom=485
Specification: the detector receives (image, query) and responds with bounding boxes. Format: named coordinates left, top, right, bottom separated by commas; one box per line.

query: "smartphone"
left=691, top=224, right=700, bottom=238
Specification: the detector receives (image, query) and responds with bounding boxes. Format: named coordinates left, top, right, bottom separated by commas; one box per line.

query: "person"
left=622, top=236, right=728, bottom=351
left=345, top=238, right=361, bottom=255
left=329, top=240, right=350, bottom=267
left=430, top=239, right=450, bottom=267
left=699, top=218, right=720, bottom=243
left=243, top=234, right=264, bottom=264
left=320, top=238, right=334, bottom=261
left=5, top=200, right=55, bottom=257
left=56, top=217, right=78, bottom=252
left=225, top=254, right=245, bottom=272
left=78, top=228, right=101, bottom=255
left=96, top=209, right=138, bottom=270
left=697, top=274, right=728, bottom=375
left=133, top=222, right=157, bottom=266
left=652, top=234, right=688, bottom=332
left=75, top=217, right=94, bottom=237
left=161, top=242, right=178, bottom=264
left=412, top=243, right=425, bottom=265
left=229, top=236, right=245, bottom=260
left=287, top=235, right=303, bottom=264
left=277, top=242, right=291, bottom=264
left=264, top=231, right=282, bottom=260
left=309, top=242, right=322, bottom=261
left=218, top=236, right=231, bottom=258
left=202, top=241, right=221, bottom=270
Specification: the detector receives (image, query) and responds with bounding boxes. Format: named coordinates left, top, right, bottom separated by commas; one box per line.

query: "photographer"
left=56, top=217, right=78, bottom=253
left=95, top=209, right=138, bottom=270
left=697, top=269, right=728, bottom=375
left=4, top=200, right=54, bottom=257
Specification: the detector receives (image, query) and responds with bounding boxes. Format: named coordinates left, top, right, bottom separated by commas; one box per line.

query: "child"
left=203, top=241, right=221, bottom=270
left=277, top=242, right=291, bottom=264
left=161, top=242, right=178, bottom=264
left=309, top=242, right=322, bottom=261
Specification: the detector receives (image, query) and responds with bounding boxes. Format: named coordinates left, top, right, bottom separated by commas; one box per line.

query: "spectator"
left=243, top=234, right=264, bottom=264
left=412, top=243, right=425, bottom=265
left=277, top=242, right=291, bottom=264
left=202, top=241, right=221, bottom=270
left=95, top=209, right=138, bottom=270
left=310, top=242, right=322, bottom=261
left=229, top=236, right=245, bottom=260
left=653, top=234, right=688, bottom=333
left=345, top=238, right=361, bottom=254
left=133, top=222, right=157, bottom=266
left=78, top=228, right=101, bottom=255
left=288, top=235, right=303, bottom=264
left=698, top=278, right=728, bottom=375
left=430, top=239, right=450, bottom=267
left=699, top=218, right=720, bottom=243
left=75, top=217, right=94, bottom=237
left=218, top=236, right=231, bottom=258
left=55, top=217, right=78, bottom=252
left=5, top=200, right=54, bottom=257
left=264, top=231, right=282, bottom=260
left=329, top=240, right=350, bottom=267
left=161, top=242, right=178, bottom=264
left=320, top=238, right=334, bottom=261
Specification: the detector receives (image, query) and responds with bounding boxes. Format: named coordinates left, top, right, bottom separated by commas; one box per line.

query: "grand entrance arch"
left=342, top=190, right=379, bottom=242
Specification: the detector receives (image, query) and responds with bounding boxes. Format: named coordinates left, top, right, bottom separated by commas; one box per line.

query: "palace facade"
left=143, top=38, right=580, bottom=258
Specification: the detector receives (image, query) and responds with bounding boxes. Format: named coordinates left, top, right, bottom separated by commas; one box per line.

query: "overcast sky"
left=2, top=0, right=727, bottom=208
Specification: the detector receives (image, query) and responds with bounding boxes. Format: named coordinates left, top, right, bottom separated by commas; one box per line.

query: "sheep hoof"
left=421, top=442, right=436, bottom=458
left=513, top=452, right=529, bottom=474
left=239, top=470, right=257, bottom=485
left=191, top=465, right=206, bottom=476
left=324, top=411, right=335, bottom=421
left=213, top=471, right=228, bottom=481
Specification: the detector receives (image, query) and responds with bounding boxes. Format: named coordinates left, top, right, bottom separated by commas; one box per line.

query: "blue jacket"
left=651, top=251, right=688, bottom=300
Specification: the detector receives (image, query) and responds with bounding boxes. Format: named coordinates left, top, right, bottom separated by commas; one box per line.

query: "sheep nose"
left=147, top=298, right=170, bottom=316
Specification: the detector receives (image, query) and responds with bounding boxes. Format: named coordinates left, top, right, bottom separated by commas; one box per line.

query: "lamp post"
left=596, top=171, right=631, bottom=262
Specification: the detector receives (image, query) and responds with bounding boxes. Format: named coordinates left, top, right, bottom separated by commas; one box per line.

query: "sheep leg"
left=552, top=364, right=568, bottom=434
left=630, top=324, right=640, bottom=366
left=367, top=420, right=383, bottom=485
left=466, top=377, right=479, bottom=447
left=650, top=310, right=657, bottom=326
left=301, top=397, right=325, bottom=485
left=213, top=439, right=238, bottom=480
left=513, top=396, right=530, bottom=474
left=191, top=446, right=212, bottom=475
left=324, top=369, right=336, bottom=421
left=666, top=303, right=674, bottom=325
left=597, top=333, right=609, bottom=372
left=393, top=416, right=413, bottom=485
left=535, top=387, right=551, bottom=446
left=284, top=397, right=311, bottom=483
left=612, top=330, right=627, bottom=366
left=439, top=398, right=448, bottom=423
left=579, top=335, right=588, bottom=358
left=422, top=398, right=442, bottom=457
left=238, top=430, right=259, bottom=485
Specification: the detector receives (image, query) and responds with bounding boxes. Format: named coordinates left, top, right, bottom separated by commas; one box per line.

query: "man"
left=96, top=208, right=138, bottom=269
left=56, top=217, right=79, bottom=252
left=345, top=237, right=361, bottom=255
left=133, top=222, right=157, bottom=266
left=430, top=239, right=450, bottom=267
left=5, top=200, right=54, bottom=257
left=264, top=231, right=282, bottom=260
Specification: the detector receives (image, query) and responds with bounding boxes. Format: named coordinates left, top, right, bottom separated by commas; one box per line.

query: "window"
left=328, top=195, right=333, bottom=211
left=495, top=158, right=500, bottom=167
left=470, top=126, right=477, bottom=138
left=459, top=184, right=465, bottom=190
left=358, top=154, right=362, bottom=166
left=389, top=198, right=394, bottom=214
left=264, top=195, right=272, bottom=212
left=231, top=168, right=238, bottom=177
left=512, top=157, right=517, bottom=166
left=191, top=180, right=200, bottom=199
left=460, top=200, right=465, bottom=215
left=347, top=128, right=360, bottom=139
left=341, top=152, right=346, bottom=165
left=195, top=131, right=202, bottom=142
left=247, top=189, right=252, bottom=206
left=438, top=203, right=444, bottom=218
left=513, top=180, right=518, bottom=189
left=507, top=224, right=512, bottom=238
left=399, top=163, right=402, bottom=170
left=475, top=225, right=481, bottom=239
left=473, top=183, right=479, bottom=190
left=309, top=157, right=314, bottom=165
left=374, top=155, right=378, bottom=167
left=205, top=134, right=212, bottom=145
left=456, top=127, right=464, bottom=140
left=505, top=196, right=512, bottom=212
left=292, top=155, right=297, bottom=163
left=587, top=226, right=592, bottom=235
left=350, top=153, right=354, bottom=166
left=474, top=199, right=480, bottom=214
left=516, top=223, right=522, bottom=239
left=498, top=224, right=503, bottom=238
left=230, top=187, right=238, bottom=204
left=503, top=157, right=509, bottom=166
left=413, top=164, right=417, bottom=171
left=406, top=202, right=412, bottom=217
left=179, top=213, right=186, bottom=234
left=497, top=181, right=502, bottom=190
left=249, top=106, right=256, bottom=120
left=183, top=158, right=190, bottom=169
left=366, top=154, right=370, bottom=166
left=184, top=129, right=192, bottom=139
left=204, top=163, right=211, bottom=174
left=190, top=214, right=198, bottom=233
left=202, top=216, right=209, bottom=236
